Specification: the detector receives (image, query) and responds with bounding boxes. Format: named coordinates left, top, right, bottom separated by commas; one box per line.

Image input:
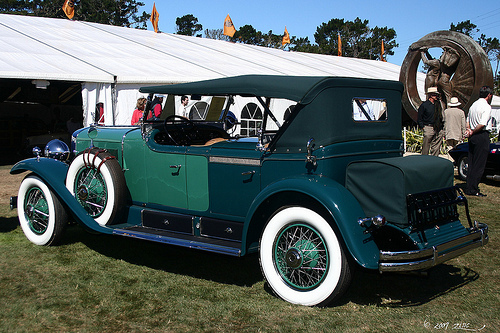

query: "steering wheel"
left=163, top=115, right=197, bottom=146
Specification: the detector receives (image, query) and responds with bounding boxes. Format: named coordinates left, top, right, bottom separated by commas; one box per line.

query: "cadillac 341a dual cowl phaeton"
left=10, top=75, right=488, bottom=306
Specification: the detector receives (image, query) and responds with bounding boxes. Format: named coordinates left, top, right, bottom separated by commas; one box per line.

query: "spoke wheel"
left=18, top=175, right=67, bottom=246
left=260, top=206, right=352, bottom=307
left=25, top=186, right=50, bottom=234
left=75, top=167, right=108, bottom=218
left=274, top=224, right=328, bottom=290
left=66, top=148, right=126, bottom=226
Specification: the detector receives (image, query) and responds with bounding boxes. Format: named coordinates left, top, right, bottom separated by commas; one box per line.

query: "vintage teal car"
left=11, top=75, right=488, bottom=307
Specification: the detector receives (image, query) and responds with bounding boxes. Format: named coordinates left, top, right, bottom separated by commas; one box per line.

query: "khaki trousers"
left=421, top=125, right=444, bottom=156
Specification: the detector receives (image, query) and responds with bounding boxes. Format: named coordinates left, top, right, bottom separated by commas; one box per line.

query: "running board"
left=113, top=226, right=242, bottom=257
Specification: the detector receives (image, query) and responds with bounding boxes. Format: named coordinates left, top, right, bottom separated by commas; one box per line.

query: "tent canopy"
left=0, top=13, right=497, bottom=126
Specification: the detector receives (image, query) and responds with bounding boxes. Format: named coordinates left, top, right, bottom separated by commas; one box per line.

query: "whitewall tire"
left=259, top=206, right=352, bottom=306
left=66, top=148, right=126, bottom=226
left=18, top=175, right=67, bottom=246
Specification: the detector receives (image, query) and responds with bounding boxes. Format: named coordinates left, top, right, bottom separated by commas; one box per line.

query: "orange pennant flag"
left=282, top=26, right=290, bottom=46
left=150, top=2, right=159, bottom=33
left=62, top=0, right=75, bottom=20
left=381, top=40, right=387, bottom=62
left=223, top=14, right=236, bottom=37
left=337, top=33, right=342, bottom=57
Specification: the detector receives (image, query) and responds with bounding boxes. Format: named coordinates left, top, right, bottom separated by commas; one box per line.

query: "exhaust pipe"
left=486, top=175, right=500, bottom=181
left=10, top=196, right=17, bottom=210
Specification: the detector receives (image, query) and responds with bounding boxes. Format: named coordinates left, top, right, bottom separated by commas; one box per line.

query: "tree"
left=289, top=37, right=319, bottom=53
left=233, top=24, right=262, bottom=45
left=204, top=28, right=230, bottom=41
left=175, top=14, right=202, bottom=37
left=313, top=17, right=397, bottom=60
left=369, top=26, right=398, bottom=60
left=261, top=30, right=282, bottom=49
left=0, top=0, right=149, bottom=29
left=450, top=20, right=478, bottom=38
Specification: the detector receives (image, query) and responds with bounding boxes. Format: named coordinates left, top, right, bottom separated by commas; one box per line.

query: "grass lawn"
left=0, top=165, right=498, bottom=332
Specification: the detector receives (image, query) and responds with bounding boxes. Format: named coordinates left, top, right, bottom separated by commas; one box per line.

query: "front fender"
left=245, top=175, right=380, bottom=269
left=11, top=158, right=113, bottom=234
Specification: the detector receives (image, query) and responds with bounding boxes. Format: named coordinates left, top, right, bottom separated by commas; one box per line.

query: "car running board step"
left=113, top=226, right=242, bottom=256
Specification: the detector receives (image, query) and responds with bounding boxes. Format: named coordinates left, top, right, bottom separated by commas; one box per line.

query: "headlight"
left=44, top=139, right=70, bottom=161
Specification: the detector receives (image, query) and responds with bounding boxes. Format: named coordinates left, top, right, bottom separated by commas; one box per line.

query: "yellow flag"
left=62, top=0, right=75, bottom=20
left=337, top=33, right=342, bottom=57
left=150, top=3, right=159, bottom=33
left=381, top=40, right=387, bottom=62
left=223, top=14, right=236, bottom=37
left=282, top=26, right=290, bottom=46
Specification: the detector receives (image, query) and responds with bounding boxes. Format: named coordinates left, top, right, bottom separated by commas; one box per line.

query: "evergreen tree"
left=175, top=14, right=202, bottom=37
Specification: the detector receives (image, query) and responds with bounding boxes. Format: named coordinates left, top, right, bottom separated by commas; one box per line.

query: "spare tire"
left=66, top=148, right=126, bottom=226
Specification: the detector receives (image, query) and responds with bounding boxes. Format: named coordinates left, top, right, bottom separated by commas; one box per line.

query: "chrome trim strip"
left=379, top=224, right=488, bottom=272
left=113, top=228, right=242, bottom=257
left=209, top=156, right=260, bottom=166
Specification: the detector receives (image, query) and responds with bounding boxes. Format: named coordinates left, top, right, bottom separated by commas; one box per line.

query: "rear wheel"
left=17, top=175, right=67, bottom=246
left=259, top=206, right=352, bottom=306
left=458, top=155, right=468, bottom=181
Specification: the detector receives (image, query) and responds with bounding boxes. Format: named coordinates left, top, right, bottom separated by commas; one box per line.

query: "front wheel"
left=17, top=175, right=67, bottom=246
left=259, top=206, right=352, bottom=306
left=458, top=155, right=468, bottom=181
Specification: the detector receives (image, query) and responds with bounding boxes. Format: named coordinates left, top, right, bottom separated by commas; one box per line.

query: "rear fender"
left=10, top=158, right=113, bottom=234
left=244, top=175, right=380, bottom=269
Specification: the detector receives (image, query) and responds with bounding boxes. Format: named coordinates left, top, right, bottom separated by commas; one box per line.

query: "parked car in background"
left=10, top=75, right=488, bottom=307
left=448, top=141, right=500, bottom=181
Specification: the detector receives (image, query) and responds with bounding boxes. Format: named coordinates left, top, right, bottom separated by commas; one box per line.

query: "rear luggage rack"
left=407, top=186, right=472, bottom=231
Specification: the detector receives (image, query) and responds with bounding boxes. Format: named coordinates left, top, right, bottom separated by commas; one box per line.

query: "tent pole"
left=111, top=76, right=117, bottom=125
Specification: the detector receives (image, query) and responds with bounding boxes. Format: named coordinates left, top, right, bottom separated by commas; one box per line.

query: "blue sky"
left=139, top=0, right=500, bottom=67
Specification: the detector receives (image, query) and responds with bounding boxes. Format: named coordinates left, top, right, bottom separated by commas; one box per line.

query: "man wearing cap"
left=417, top=86, right=444, bottom=155
left=443, top=97, right=466, bottom=150
left=150, top=95, right=164, bottom=119
left=464, top=86, right=493, bottom=197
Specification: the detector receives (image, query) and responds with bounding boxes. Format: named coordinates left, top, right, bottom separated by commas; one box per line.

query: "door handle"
left=170, top=164, right=182, bottom=169
left=241, top=170, right=255, bottom=176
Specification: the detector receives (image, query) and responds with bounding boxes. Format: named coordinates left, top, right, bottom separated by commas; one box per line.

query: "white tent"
left=0, top=13, right=497, bottom=127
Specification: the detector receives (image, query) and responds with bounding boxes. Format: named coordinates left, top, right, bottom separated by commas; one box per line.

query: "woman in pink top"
left=131, top=97, right=147, bottom=125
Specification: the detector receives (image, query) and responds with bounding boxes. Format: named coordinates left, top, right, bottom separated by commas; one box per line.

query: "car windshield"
left=141, top=93, right=298, bottom=147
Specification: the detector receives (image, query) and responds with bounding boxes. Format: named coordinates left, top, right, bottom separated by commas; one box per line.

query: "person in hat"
left=417, top=86, right=444, bottom=155
left=149, top=95, right=165, bottom=119
left=443, top=97, right=466, bottom=150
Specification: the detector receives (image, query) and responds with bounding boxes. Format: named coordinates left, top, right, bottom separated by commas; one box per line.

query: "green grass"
left=1, top=175, right=499, bottom=332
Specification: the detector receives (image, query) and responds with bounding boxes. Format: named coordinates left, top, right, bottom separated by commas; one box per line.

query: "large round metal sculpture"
left=400, top=30, right=493, bottom=121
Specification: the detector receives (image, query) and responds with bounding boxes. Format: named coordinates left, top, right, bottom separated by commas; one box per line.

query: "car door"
left=145, top=146, right=188, bottom=209
left=207, top=141, right=262, bottom=218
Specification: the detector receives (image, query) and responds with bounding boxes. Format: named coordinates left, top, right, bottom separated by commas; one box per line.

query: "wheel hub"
left=77, top=185, right=88, bottom=201
left=285, top=248, right=303, bottom=269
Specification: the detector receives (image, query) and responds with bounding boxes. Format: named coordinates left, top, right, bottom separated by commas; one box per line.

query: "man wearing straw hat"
left=443, top=96, right=466, bottom=150
left=417, top=86, right=444, bottom=155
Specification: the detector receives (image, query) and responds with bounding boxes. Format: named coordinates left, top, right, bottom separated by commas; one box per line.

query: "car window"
left=240, top=102, right=263, bottom=136
left=189, top=101, right=209, bottom=120
left=352, top=98, right=387, bottom=122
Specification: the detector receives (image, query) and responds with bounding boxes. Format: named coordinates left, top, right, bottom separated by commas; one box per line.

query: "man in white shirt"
left=353, top=99, right=375, bottom=121
left=464, top=86, right=493, bottom=197
left=181, top=95, right=189, bottom=118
